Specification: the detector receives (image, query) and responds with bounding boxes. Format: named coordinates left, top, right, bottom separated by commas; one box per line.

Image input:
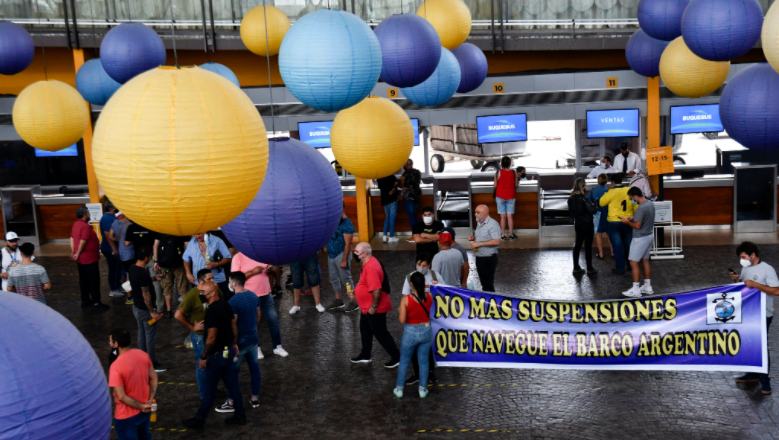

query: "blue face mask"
left=631, top=199, right=638, bottom=205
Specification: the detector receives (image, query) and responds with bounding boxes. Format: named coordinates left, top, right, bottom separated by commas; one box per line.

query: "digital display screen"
left=34, top=144, right=78, bottom=157
left=476, top=114, right=528, bottom=143
left=412, top=118, right=419, bottom=146
left=586, top=109, right=640, bottom=138
left=298, top=121, right=333, bottom=148
left=670, top=104, right=724, bottom=134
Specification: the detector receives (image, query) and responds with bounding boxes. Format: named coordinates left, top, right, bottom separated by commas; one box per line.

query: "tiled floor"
left=23, top=240, right=779, bottom=439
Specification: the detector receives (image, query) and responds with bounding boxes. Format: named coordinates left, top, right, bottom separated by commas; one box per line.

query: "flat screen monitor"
left=411, top=118, right=420, bottom=146
left=476, top=114, right=528, bottom=143
left=34, top=144, right=78, bottom=157
left=670, top=104, right=724, bottom=134
left=298, top=121, right=333, bottom=148
left=586, top=109, right=640, bottom=138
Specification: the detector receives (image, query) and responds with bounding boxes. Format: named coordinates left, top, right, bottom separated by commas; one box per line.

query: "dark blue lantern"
left=76, top=58, right=122, bottom=105
left=375, top=14, right=441, bottom=88
left=0, top=21, right=35, bottom=75
left=681, top=0, right=764, bottom=62
left=451, top=43, right=488, bottom=93
left=720, top=63, right=779, bottom=152
left=100, top=23, right=166, bottom=84
left=626, top=30, right=669, bottom=77
left=637, top=0, right=690, bottom=41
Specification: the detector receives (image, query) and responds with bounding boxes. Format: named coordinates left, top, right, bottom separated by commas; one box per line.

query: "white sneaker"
left=289, top=305, right=300, bottom=315
left=257, top=347, right=264, bottom=359
left=640, top=284, right=654, bottom=295
left=387, top=237, right=399, bottom=243
left=315, top=303, right=326, bottom=313
left=382, top=236, right=388, bottom=243
left=109, top=290, right=125, bottom=298
left=273, top=346, right=289, bottom=357
left=622, top=286, right=642, bottom=298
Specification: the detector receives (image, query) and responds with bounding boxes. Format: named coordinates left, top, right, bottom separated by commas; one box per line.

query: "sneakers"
left=257, top=347, right=264, bottom=360
left=572, top=268, right=585, bottom=276
left=622, top=286, right=642, bottom=298
left=125, top=298, right=134, bottom=305
left=182, top=417, right=205, bottom=429
left=92, top=303, right=110, bottom=311
left=382, top=236, right=388, bottom=243
left=587, top=267, right=597, bottom=275
left=387, top=237, right=400, bottom=243
left=419, top=387, right=429, bottom=398
left=273, top=346, right=289, bottom=357
left=393, top=387, right=404, bottom=398
left=407, top=237, right=415, bottom=243
left=224, top=413, right=246, bottom=425
left=272, top=285, right=283, bottom=295
left=109, top=290, right=125, bottom=298
left=315, top=303, right=326, bottom=313
left=153, top=363, right=167, bottom=373
left=509, top=234, right=518, bottom=241
left=344, top=301, right=360, bottom=313
left=640, top=284, right=654, bottom=295
left=384, top=359, right=400, bottom=369
left=762, top=382, right=772, bottom=395
left=405, top=376, right=419, bottom=386
left=289, top=305, right=301, bottom=315
left=165, top=310, right=174, bottom=319
left=250, top=399, right=260, bottom=408
left=215, top=400, right=235, bottom=413
left=501, top=236, right=506, bottom=241
left=736, top=374, right=760, bottom=383
left=326, top=299, right=345, bottom=311
left=350, top=354, right=371, bottom=364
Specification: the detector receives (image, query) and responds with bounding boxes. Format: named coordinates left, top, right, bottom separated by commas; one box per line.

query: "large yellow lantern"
left=92, top=66, right=269, bottom=236
left=330, top=96, right=413, bottom=179
left=763, top=1, right=779, bottom=74
left=659, top=37, right=730, bottom=98
left=12, top=80, right=89, bottom=151
left=240, top=5, right=290, bottom=57
left=417, top=0, right=472, bottom=50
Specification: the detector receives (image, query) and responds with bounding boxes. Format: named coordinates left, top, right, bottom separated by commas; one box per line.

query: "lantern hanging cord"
left=262, top=0, right=276, bottom=135
left=168, top=0, right=178, bottom=67
left=88, top=0, right=98, bottom=53
left=127, top=0, right=132, bottom=22
left=34, top=0, right=47, bottom=80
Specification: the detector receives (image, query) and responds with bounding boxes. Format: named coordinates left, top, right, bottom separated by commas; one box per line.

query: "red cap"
left=439, top=231, right=453, bottom=245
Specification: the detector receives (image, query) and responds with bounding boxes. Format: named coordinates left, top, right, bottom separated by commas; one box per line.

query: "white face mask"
left=228, top=283, right=235, bottom=292
left=739, top=258, right=752, bottom=268
left=423, top=216, right=433, bottom=225
left=417, top=266, right=429, bottom=275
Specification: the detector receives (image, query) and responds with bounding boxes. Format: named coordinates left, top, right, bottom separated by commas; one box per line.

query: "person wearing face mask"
left=619, top=187, right=654, bottom=297
left=730, top=241, right=779, bottom=395
left=516, top=166, right=528, bottom=181
left=412, top=206, right=445, bottom=260
left=1, top=231, right=25, bottom=292
left=612, top=143, right=642, bottom=176
left=599, top=173, right=636, bottom=275
left=468, top=205, right=502, bottom=292
left=175, top=269, right=214, bottom=399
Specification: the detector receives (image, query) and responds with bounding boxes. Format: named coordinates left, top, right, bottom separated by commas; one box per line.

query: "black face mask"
left=199, top=294, right=208, bottom=304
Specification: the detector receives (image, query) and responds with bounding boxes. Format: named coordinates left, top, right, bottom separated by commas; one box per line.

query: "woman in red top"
left=493, top=156, right=519, bottom=241
left=393, top=272, right=433, bottom=399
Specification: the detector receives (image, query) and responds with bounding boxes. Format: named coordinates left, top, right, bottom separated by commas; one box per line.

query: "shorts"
left=290, top=254, right=320, bottom=289
left=496, top=197, right=516, bottom=215
left=121, top=259, right=134, bottom=273
left=628, top=234, right=653, bottom=262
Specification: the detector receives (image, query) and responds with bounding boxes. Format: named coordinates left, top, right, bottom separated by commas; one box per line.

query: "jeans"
left=403, top=199, right=419, bottom=230
left=114, top=411, right=151, bottom=440
left=383, top=200, right=398, bottom=237
left=475, top=254, right=498, bottom=292
left=146, top=260, right=163, bottom=312
left=607, top=221, right=633, bottom=272
left=396, top=323, right=433, bottom=389
left=102, top=250, right=123, bottom=291
left=77, top=261, right=102, bottom=305
left=359, top=312, right=400, bottom=361
left=229, top=338, right=261, bottom=401
left=573, top=220, right=594, bottom=270
left=258, top=294, right=282, bottom=348
left=290, top=255, right=320, bottom=289
left=195, top=347, right=246, bottom=420
left=191, top=333, right=206, bottom=399
left=327, top=252, right=353, bottom=293
left=132, top=307, right=158, bottom=365
left=412, top=348, right=436, bottom=380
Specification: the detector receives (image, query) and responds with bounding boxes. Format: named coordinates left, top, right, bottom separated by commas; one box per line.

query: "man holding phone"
left=599, top=174, right=636, bottom=275
left=619, top=187, right=655, bottom=298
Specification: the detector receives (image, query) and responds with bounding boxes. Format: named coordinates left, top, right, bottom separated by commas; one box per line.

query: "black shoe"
left=272, top=285, right=283, bottom=294
left=182, top=417, right=205, bottom=429
left=736, top=374, right=760, bottom=383
left=405, top=376, right=419, bottom=386
left=384, top=358, right=400, bottom=369
left=251, top=399, right=260, bottom=408
left=225, top=413, right=247, bottom=426
left=350, top=354, right=371, bottom=364
left=215, top=400, right=235, bottom=413
left=153, top=363, right=167, bottom=373
left=500, top=236, right=506, bottom=241
left=611, top=268, right=626, bottom=275
left=587, top=267, right=597, bottom=275
left=91, top=303, right=110, bottom=311
left=509, top=234, right=518, bottom=240
left=572, top=268, right=585, bottom=275
left=165, top=310, right=173, bottom=319
left=81, top=302, right=91, bottom=308
left=429, top=375, right=439, bottom=384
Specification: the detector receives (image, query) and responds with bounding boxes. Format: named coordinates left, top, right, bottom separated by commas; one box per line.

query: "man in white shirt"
left=431, top=232, right=467, bottom=288
left=613, top=143, right=642, bottom=176
left=1, top=232, right=31, bottom=292
left=586, top=155, right=615, bottom=179
left=401, top=253, right=442, bottom=296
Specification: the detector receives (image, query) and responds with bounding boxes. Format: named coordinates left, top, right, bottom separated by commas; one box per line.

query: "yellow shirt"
left=599, top=186, right=636, bottom=222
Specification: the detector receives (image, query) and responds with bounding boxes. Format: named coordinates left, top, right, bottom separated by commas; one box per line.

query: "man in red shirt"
left=350, top=243, right=400, bottom=368
left=108, top=328, right=158, bottom=440
left=71, top=206, right=109, bottom=310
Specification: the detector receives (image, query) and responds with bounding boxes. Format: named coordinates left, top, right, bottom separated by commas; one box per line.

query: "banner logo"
left=707, top=292, right=741, bottom=324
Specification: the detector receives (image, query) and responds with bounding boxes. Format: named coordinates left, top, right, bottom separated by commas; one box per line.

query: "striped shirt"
left=7, top=263, right=49, bottom=304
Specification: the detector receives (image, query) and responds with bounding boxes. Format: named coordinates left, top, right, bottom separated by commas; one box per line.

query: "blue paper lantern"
left=451, top=43, right=488, bottom=93
left=400, top=47, right=461, bottom=107
left=625, top=30, right=669, bottom=77
left=199, top=62, right=240, bottom=87
left=0, top=21, right=35, bottom=75
left=222, top=138, right=343, bottom=265
left=374, top=14, right=441, bottom=88
left=278, top=9, right=381, bottom=112
left=681, top=0, right=764, bottom=62
left=100, top=23, right=166, bottom=84
left=75, top=58, right=122, bottom=105
left=637, top=0, right=689, bottom=41
left=0, top=295, right=111, bottom=438
left=720, top=63, right=779, bottom=151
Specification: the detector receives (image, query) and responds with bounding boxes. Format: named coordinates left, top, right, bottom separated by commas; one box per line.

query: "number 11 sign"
left=646, top=146, right=674, bottom=176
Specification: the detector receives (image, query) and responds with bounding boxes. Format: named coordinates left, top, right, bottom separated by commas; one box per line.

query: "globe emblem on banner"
left=710, top=292, right=738, bottom=323
left=715, top=301, right=735, bottom=321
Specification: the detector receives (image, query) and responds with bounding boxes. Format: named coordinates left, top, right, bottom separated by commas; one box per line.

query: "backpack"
left=158, top=236, right=184, bottom=268
left=377, top=259, right=392, bottom=295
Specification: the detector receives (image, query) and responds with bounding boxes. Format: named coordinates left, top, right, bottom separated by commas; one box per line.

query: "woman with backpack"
left=494, top=156, right=519, bottom=241
left=393, top=271, right=433, bottom=399
left=567, top=178, right=597, bottom=276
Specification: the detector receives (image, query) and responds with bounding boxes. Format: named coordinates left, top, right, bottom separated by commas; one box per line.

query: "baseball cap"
left=442, top=227, right=456, bottom=239
left=115, top=211, right=125, bottom=219
left=5, top=231, right=18, bottom=241
left=439, top=231, right=453, bottom=245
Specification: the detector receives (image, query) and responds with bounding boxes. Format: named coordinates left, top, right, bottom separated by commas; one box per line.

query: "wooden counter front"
left=371, top=195, right=435, bottom=233
left=663, top=186, right=733, bottom=226
left=473, top=193, right=539, bottom=229
left=37, top=204, right=80, bottom=240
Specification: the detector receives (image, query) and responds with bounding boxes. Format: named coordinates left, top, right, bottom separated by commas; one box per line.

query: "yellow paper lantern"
left=659, top=37, right=730, bottom=98
left=763, top=2, right=779, bottom=74
left=92, top=66, right=269, bottom=236
left=417, top=0, right=472, bottom=50
left=240, top=5, right=290, bottom=57
left=12, top=80, right=89, bottom=151
left=330, top=96, right=413, bottom=179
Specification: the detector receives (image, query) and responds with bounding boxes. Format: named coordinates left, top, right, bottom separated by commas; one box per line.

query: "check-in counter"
left=34, top=194, right=91, bottom=240
left=662, top=175, right=734, bottom=226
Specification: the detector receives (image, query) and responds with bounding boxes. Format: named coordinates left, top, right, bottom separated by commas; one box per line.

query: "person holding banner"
left=731, top=242, right=778, bottom=395
left=393, top=272, right=433, bottom=399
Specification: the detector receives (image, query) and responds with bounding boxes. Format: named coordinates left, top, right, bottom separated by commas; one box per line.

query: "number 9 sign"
left=387, top=88, right=398, bottom=98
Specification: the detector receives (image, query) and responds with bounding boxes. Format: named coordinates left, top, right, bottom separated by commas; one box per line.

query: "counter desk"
left=33, top=194, right=91, bottom=240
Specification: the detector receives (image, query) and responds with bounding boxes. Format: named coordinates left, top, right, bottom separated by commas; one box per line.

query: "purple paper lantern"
left=637, top=0, right=690, bottom=41
left=222, top=138, right=343, bottom=265
left=0, top=21, right=35, bottom=75
left=719, top=63, right=779, bottom=152
left=681, top=0, right=764, bottom=62
left=100, top=23, right=166, bottom=84
left=451, top=43, right=488, bottom=93
left=625, top=30, right=669, bottom=77
left=375, top=14, right=441, bottom=88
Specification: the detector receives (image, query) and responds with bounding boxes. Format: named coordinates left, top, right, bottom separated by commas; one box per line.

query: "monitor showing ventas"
left=586, top=109, right=639, bottom=138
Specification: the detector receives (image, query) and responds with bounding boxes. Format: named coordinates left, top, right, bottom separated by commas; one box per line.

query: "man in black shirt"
left=376, top=174, right=400, bottom=243
left=183, top=281, right=246, bottom=429
left=412, top=206, right=445, bottom=260
left=128, top=245, right=166, bottom=373
left=126, top=222, right=164, bottom=313
left=154, top=234, right=190, bottom=318
left=400, top=159, right=422, bottom=230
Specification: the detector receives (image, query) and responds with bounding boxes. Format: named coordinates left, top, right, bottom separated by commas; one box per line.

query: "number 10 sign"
left=646, top=146, right=674, bottom=176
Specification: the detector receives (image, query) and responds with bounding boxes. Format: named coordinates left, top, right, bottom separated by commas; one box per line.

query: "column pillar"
left=71, top=49, right=100, bottom=204
left=355, top=177, right=374, bottom=243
